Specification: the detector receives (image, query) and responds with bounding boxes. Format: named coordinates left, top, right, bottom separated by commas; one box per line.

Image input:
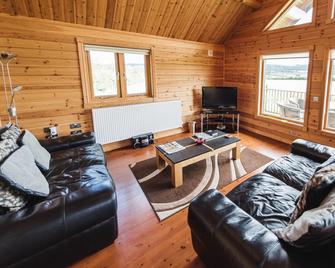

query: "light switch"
left=312, top=96, right=319, bottom=102
left=208, top=50, right=213, bottom=57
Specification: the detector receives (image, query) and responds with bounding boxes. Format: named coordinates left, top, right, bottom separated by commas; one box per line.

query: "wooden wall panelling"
left=0, top=14, right=224, bottom=142
left=224, top=0, right=335, bottom=147
left=0, top=0, right=261, bottom=43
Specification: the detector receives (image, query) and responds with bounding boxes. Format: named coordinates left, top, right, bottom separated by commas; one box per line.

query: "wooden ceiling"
left=0, top=0, right=262, bottom=43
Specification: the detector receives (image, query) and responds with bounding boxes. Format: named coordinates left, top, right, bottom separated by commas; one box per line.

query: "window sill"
left=84, top=96, right=154, bottom=110
left=255, top=114, right=307, bottom=131
left=320, top=128, right=335, bottom=137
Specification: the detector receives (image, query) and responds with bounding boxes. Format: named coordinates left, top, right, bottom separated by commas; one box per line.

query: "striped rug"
left=129, top=146, right=273, bottom=221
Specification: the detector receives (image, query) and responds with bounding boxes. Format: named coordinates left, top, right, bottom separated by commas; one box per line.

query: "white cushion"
left=0, top=145, right=49, bottom=197
left=20, top=130, right=50, bottom=171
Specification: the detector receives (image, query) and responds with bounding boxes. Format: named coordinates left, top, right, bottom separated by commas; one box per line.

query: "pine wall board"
left=0, top=13, right=224, bottom=140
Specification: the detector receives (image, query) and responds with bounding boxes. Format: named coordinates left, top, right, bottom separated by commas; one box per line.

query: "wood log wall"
left=224, top=0, right=335, bottom=146
left=0, top=14, right=224, bottom=140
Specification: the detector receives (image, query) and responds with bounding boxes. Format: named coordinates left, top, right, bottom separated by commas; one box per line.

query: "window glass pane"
left=89, top=50, right=118, bottom=97
left=269, top=0, right=313, bottom=30
left=124, top=53, right=147, bottom=95
left=261, top=53, right=310, bottom=123
left=327, top=59, right=335, bottom=129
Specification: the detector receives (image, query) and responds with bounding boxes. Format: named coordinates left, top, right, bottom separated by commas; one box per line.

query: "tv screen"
left=202, top=87, right=237, bottom=110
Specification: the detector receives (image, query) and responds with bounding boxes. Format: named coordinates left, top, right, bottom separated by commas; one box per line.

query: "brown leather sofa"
left=0, top=132, right=118, bottom=268
left=188, top=139, right=335, bottom=268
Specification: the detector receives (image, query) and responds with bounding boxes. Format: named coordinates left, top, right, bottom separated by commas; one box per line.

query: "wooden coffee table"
left=156, top=134, right=240, bottom=188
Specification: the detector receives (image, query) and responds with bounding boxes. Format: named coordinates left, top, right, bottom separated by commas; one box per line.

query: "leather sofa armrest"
left=39, top=132, right=96, bottom=153
left=188, top=190, right=290, bottom=268
left=291, top=139, right=335, bottom=163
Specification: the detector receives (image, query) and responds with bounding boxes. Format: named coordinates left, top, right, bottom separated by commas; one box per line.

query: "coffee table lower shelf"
left=156, top=141, right=240, bottom=188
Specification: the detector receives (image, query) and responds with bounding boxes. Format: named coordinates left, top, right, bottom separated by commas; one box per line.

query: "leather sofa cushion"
left=227, top=173, right=300, bottom=230
left=291, top=139, right=335, bottom=163
left=39, top=132, right=96, bottom=153
left=45, top=144, right=106, bottom=178
left=264, top=154, right=318, bottom=191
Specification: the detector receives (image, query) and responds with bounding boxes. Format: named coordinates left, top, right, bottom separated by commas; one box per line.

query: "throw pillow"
left=274, top=185, right=335, bottom=250
left=18, top=130, right=50, bottom=171
left=0, top=145, right=49, bottom=197
left=0, top=180, right=27, bottom=212
left=0, top=138, right=19, bottom=162
left=0, top=124, right=21, bottom=142
left=290, top=159, right=335, bottom=222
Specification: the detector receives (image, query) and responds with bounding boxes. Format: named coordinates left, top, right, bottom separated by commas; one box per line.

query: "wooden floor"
left=71, top=130, right=289, bottom=268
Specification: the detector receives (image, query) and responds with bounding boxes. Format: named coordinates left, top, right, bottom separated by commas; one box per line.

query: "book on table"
left=158, top=141, right=185, bottom=154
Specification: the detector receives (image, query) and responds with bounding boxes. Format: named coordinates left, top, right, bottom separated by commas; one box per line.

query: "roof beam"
left=236, top=0, right=262, bottom=10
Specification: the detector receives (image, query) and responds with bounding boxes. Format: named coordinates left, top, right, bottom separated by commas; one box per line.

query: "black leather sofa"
left=0, top=132, right=118, bottom=268
left=188, top=139, right=335, bottom=268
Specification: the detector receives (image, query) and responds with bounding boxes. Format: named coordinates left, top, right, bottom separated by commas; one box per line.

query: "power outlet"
left=70, top=123, right=81, bottom=129
left=71, top=130, right=82, bottom=135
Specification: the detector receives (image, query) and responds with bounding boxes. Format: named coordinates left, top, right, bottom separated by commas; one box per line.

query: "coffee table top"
left=156, top=134, right=240, bottom=164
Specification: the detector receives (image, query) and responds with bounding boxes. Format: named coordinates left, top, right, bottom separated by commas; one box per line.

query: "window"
left=79, top=43, right=153, bottom=108
left=89, top=50, right=118, bottom=97
left=265, top=0, right=314, bottom=31
left=124, top=53, right=147, bottom=95
left=258, top=52, right=311, bottom=124
left=323, top=49, right=335, bottom=131
left=328, top=0, right=335, bottom=21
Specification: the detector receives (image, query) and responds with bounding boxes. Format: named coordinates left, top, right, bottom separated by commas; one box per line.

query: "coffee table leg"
left=171, top=165, right=183, bottom=188
left=156, top=152, right=165, bottom=169
left=232, top=142, right=241, bottom=160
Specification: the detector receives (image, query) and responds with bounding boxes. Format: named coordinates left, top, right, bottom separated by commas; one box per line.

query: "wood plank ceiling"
left=0, top=0, right=261, bottom=43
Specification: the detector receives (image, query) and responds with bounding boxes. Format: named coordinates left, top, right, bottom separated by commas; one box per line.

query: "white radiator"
left=92, top=100, right=182, bottom=144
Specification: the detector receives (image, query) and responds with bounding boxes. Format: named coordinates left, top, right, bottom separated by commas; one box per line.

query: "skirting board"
left=102, top=127, right=186, bottom=152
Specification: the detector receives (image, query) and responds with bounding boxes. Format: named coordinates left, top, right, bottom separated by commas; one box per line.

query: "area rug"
left=129, top=145, right=273, bottom=221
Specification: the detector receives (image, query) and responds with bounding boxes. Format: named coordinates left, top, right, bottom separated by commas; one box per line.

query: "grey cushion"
left=20, top=130, right=50, bottom=171
left=0, top=125, right=27, bottom=213
left=0, top=124, right=21, bottom=142
left=0, top=145, right=49, bottom=197
left=274, top=186, right=335, bottom=249
left=0, top=138, right=18, bottom=162
left=0, top=180, right=27, bottom=213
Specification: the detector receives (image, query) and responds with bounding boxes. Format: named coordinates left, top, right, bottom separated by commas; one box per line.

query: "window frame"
left=263, top=0, right=316, bottom=33
left=256, top=47, right=314, bottom=130
left=327, top=0, right=335, bottom=23
left=322, top=48, right=335, bottom=133
left=77, top=37, right=156, bottom=109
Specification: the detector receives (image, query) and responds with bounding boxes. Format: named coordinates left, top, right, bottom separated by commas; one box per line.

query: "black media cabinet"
left=200, top=110, right=240, bottom=133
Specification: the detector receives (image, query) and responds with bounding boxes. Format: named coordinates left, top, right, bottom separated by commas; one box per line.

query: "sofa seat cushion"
left=45, top=144, right=106, bottom=178
left=227, top=173, right=300, bottom=230
left=0, top=163, right=116, bottom=267
left=264, top=154, right=318, bottom=191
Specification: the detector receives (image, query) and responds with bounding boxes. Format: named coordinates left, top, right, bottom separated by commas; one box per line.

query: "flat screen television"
left=202, top=87, right=237, bottom=110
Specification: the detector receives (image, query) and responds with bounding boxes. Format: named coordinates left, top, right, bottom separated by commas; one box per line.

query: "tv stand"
left=201, top=110, right=240, bottom=133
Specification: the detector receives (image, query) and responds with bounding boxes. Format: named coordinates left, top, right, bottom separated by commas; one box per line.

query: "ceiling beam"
left=236, top=0, right=262, bottom=10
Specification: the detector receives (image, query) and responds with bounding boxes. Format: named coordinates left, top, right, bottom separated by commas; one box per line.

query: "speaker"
left=132, top=133, right=154, bottom=149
